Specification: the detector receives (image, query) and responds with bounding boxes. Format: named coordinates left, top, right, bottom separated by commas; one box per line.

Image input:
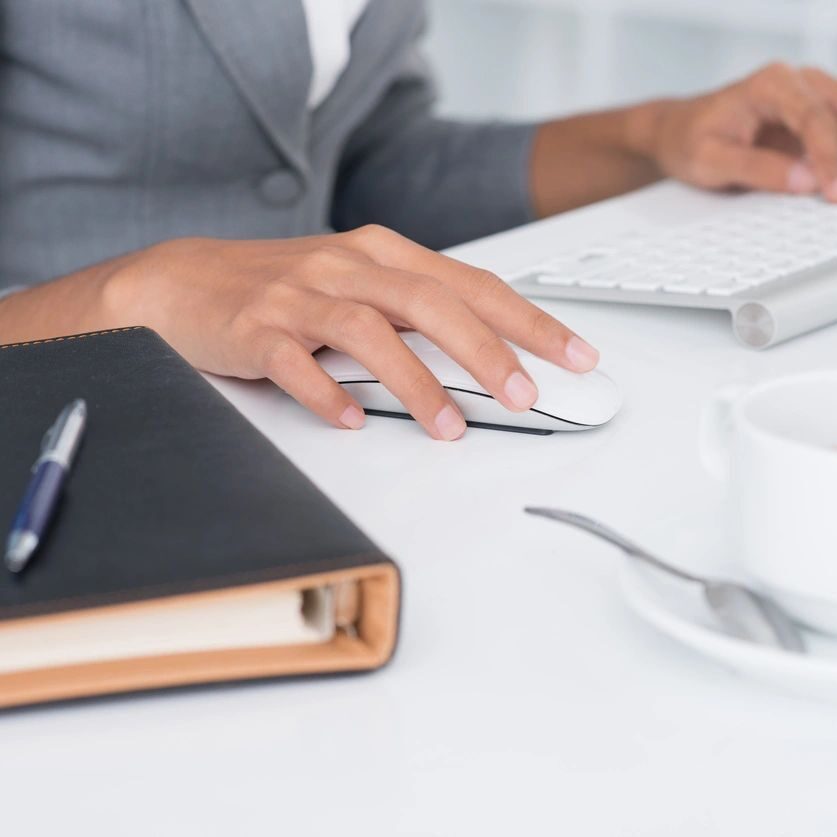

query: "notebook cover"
left=0, top=327, right=399, bottom=704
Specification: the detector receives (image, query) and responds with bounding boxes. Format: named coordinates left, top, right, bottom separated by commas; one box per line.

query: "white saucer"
left=620, top=558, right=837, bottom=701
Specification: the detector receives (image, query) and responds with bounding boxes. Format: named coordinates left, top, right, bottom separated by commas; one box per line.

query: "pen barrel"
left=11, top=460, right=67, bottom=536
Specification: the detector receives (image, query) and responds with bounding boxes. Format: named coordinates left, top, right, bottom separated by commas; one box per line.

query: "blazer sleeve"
left=330, top=50, right=537, bottom=250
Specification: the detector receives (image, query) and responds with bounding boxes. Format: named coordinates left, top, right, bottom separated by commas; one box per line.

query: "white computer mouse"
left=316, top=332, right=621, bottom=434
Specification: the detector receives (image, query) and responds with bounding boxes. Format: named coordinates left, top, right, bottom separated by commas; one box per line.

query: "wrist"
left=621, top=98, right=677, bottom=162
left=98, top=254, right=147, bottom=328
left=101, top=241, right=185, bottom=332
left=0, top=243, right=181, bottom=345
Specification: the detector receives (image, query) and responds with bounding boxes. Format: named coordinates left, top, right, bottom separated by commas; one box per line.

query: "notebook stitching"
left=0, top=326, right=143, bottom=351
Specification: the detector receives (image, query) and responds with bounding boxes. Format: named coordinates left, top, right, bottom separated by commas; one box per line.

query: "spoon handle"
left=524, top=507, right=703, bottom=585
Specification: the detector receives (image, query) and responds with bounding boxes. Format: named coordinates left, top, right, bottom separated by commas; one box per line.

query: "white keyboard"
left=507, top=193, right=837, bottom=348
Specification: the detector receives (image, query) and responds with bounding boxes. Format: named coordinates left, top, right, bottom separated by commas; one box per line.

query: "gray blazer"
left=0, top=0, right=535, bottom=289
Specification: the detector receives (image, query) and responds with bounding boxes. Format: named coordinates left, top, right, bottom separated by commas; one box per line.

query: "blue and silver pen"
left=5, top=398, right=87, bottom=573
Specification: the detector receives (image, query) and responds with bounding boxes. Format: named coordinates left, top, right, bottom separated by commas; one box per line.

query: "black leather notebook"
left=0, top=327, right=399, bottom=708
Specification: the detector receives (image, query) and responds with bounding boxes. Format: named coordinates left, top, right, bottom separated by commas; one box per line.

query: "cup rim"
left=733, top=368, right=837, bottom=457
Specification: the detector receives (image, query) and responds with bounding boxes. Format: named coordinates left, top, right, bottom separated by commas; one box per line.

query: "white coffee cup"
left=700, top=370, right=837, bottom=633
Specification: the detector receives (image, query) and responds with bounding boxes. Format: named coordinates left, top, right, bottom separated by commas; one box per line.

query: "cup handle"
left=699, top=386, right=743, bottom=481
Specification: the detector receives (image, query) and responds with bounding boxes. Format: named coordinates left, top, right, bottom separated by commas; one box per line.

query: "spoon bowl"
left=525, top=507, right=806, bottom=654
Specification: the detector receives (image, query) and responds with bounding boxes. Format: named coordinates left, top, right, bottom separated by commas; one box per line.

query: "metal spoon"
left=525, top=507, right=805, bottom=654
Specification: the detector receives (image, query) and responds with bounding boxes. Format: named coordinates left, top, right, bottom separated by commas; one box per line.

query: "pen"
left=5, top=398, right=87, bottom=573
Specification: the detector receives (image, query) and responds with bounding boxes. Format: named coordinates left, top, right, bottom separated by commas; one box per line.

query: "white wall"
left=424, top=0, right=837, bottom=121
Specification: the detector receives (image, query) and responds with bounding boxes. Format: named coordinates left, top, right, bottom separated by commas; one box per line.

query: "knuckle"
left=302, top=381, right=344, bottom=414
left=261, top=336, right=301, bottom=378
left=764, top=61, right=792, bottom=80
left=317, top=242, right=351, bottom=258
left=227, top=305, right=261, bottom=341
left=298, top=244, right=350, bottom=274
left=267, top=278, right=300, bottom=300
left=472, top=332, right=507, bottom=365
left=750, top=62, right=790, bottom=95
left=351, top=223, right=399, bottom=247
left=468, top=268, right=505, bottom=304
left=530, top=307, right=563, bottom=342
left=404, top=368, right=441, bottom=399
left=261, top=280, right=305, bottom=311
left=228, top=282, right=300, bottom=336
left=405, top=275, right=449, bottom=314
left=334, top=303, right=387, bottom=345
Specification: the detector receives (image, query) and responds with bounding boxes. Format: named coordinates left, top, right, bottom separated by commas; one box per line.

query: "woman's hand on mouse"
left=0, top=227, right=599, bottom=440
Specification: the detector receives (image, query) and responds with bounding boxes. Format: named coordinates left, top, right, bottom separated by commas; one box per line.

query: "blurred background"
left=424, top=0, right=837, bottom=120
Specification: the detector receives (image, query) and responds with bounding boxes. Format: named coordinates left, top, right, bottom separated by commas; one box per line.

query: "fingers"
left=801, top=67, right=837, bottom=199
left=341, top=225, right=600, bottom=372
left=252, top=329, right=367, bottom=430
left=442, top=265, right=600, bottom=372
left=746, top=63, right=837, bottom=197
left=801, top=66, right=837, bottom=113
left=291, top=294, right=467, bottom=441
left=698, top=138, right=817, bottom=194
left=312, top=264, right=543, bottom=412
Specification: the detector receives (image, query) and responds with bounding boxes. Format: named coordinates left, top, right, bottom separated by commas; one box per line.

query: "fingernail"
left=564, top=336, right=600, bottom=372
left=434, top=404, right=466, bottom=441
left=504, top=371, right=538, bottom=410
left=339, top=405, right=365, bottom=430
left=827, top=178, right=837, bottom=202
left=788, top=161, right=817, bottom=194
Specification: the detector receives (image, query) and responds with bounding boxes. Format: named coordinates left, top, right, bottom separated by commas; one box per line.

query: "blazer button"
left=260, top=170, right=303, bottom=205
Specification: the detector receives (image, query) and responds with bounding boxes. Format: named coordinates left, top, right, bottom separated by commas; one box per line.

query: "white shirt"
left=299, top=0, right=369, bottom=108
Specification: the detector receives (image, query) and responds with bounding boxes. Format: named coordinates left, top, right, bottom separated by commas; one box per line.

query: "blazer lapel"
left=312, top=0, right=425, bottom=134
left=183, top=0, right=312, bottom=179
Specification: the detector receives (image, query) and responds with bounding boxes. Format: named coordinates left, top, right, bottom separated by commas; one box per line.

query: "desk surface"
left=5, top=183, right=837, bottom=836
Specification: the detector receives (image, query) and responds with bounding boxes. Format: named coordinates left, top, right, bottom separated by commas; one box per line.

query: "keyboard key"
left=555, top=261, right=618, bottom=280
left=579, top=278, right=620, bottom=289
left=577, top=267, right=624, bottom=288
left=663, top=283, right=705, bottom=294
left=515, top=193, right=837, bottom=310
left=619, top=277, right=665, bottom=291
left=705, top=282, right=752, bottom=297
left=532, top=272, right=579, bottom=286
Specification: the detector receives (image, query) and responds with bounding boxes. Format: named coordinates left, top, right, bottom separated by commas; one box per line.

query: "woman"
left=1, top=1, right=836, bottom=440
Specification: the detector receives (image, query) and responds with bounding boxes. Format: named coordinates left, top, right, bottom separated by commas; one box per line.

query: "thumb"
left=706, top=140, right=817, bottom=194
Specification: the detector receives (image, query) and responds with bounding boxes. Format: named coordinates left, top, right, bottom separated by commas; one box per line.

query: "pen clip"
left=31, top=400, right=87, bottom=473
left=32, top=420, right=60, bottom=472
left=40, top=422, right=59, bottom=453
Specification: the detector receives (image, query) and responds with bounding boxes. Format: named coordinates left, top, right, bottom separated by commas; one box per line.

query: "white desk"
left=5, top=183, right=837, bottom=836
